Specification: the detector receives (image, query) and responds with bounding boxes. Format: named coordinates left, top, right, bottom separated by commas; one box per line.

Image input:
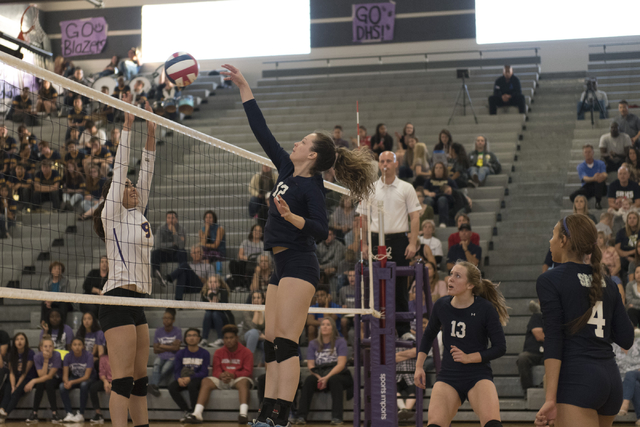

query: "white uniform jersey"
left=102, top=130, right=156, bottom=294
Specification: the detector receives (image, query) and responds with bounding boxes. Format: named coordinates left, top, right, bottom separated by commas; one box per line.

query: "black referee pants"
left=372, top=233, right=411, bottom=337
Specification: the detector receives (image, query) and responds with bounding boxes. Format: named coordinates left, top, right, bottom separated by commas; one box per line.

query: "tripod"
left=448, top=74, right=478, bottom=125
left=579, top=87, right=602, bottom=126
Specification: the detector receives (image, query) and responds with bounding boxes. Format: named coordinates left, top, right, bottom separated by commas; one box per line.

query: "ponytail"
left=92, top=178, right=112, bottom=242
left=456, top=260, right=510, bottom=326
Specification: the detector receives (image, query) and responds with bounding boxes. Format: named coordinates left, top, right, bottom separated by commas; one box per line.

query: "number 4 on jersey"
left=587, top=301, right=605, bottom=338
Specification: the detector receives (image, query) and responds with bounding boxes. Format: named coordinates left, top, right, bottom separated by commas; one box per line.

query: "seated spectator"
left=40, top=309, right=73, bottom=351
left=53, top=56, right=71, bottom=76
left=332, top=125, right=349, bottom=149
left=448, top=142, right=470, bottom=188
left=433, top=129, right=452, bottom=166
left=412, top=142, right=431, bottom=183
left=60, top=161, right=85, bottom=212
left=104, top=128, right=120, bottom=157
left=598, top=231, right=621, bottom=282
left=350, top=125, right=371, bottom=150
left=63, top=140, right=85, bottom=173
left=317, top=229, right=346, bottom=284
left=307, top=285, right=342, bottom=341
left=419, top=220, right=443, bottom=265
left=330, top=196, right=355, bottom=244
left=610, top=197, right=638, bottom=225
left=64, top=68, right=89, bottom=107
left=395, top=122, right=416, bottom=151
left=248, top=165, right=276, bottom=218
left=88, top=343, right=110, bottom=423
left=448, top=213, right=481, bottom=247
left=112, top=78, right=130, bottom=105
left=614, top=100, right=640, bottom=146
left=421, top=162, right=457, bottom=227
left=425, top=261, right=447, bottom=301
left=162, top=245, right=215, bottom=300
left=293, top=318, right=352, bottom=426
left=26, top=335, right=63, bottom=423
left=339, top=270, right=356, bottom=339
left=78, top=165, right=106, bottom=220
left=570, top=144, right=608, bottom=210
left=573, top=195, right=596, bottom=222
left=626, top=266, right=640, bottom=330
left=200, top=210, right=226, bottom=264
left=79, top=121, right=107, bottom=152
left=395, top=337, right=419, bottom=422
left=95, top=55, right=119, bottom=78
left=576, top=79, right=608, bottom=120
left=250, top=254, right=273, bottom=294
left=59, top=338, right=94, bottom=423
left=200, top=275, right=233, bottom=347
left=488, top=65, right=526, bottom=115
left=0, top=329, right=9, bottom=386
left=82, top=137, right=112, bottom=178
left=596, top=211, right=614, bottom=238
left=370, top=123, right=393, bottom=159
left=0, top=184, right=16, bottom=238
left=119, top=47, right=142, bottom=81
left=626, top=149, right=640, bottom=182
left=93, top=86, right=113, bottom=126
left=37, top=141, right=62, bottom=165
left=168, top=328, right=210, bottom=421
left=148, top=308, right=182, bottom=397
left=151, top=211, right=188, bottom=278
left=398, top=135, right=416, bottom=180
left=467, top=135, right=502, bottom=187
left=11, top=143, right=36, bottom=177
left=615, top=338, right=640, bottom=420
left=35, top=80, right=58, bottom=119
left=242, top=291, right=266, bottom=363
left=132, top=79, right=148, bottom=108
left=516, top=304, right=544, bottom=394
left=0, top=125, right=18, bottom=155
left=7, top=87, right=36, bottom=126
left=80, top=255, right=108, bottom=316
left=66, top=97, right=89, bottom=141
left=608, top=165, right=640, bottom=210
left=615, top=212, right=640, bottom=275
left=600, top=122, right=632, bottom=172
left=0, top=333, right=36, bottom=420
left=446, top=223, right=481, bottom=270
left=627, top=240, right=640, bottom=284
left=40, top=261, right=70, bottom=324
left=415, top=189, right=435, bottom=226
left=76, top=312, right=105, bottom=363
left=229, top=224, right=264, bottom=290
left=185, top=324, right=253, bottom=424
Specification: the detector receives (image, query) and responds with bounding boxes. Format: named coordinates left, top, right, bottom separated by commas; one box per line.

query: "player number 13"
left=450, top=321, right=466, bottom=338
left=587, top=300, right=605, bottom=338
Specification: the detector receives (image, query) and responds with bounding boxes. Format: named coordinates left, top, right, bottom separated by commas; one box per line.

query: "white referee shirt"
left=102, top=130, right=156, bottom=295
left=357, top=176, right=421, bottom=234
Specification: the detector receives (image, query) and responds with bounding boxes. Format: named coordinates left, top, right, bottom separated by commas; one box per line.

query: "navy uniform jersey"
left=243, top=99, right=328, bottom=253
left=536, top=262, right=634, bottom=362
left=419, top=295, right=506, bottom=377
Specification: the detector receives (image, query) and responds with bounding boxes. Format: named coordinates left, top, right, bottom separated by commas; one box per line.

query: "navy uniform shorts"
left=99, top=287, right=148, bottom=332
left=557, top=358, right=622, bottom=416
left=268, top=249, right=320, bottom=289
left=437, top=369, right=494, bottom=404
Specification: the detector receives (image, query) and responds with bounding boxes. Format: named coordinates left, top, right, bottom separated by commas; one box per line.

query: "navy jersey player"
left=221, top=64, right=377, bottom=427
left=414, top=261, right=509, bottom=427
left=535, top=215, right=634, bottom=427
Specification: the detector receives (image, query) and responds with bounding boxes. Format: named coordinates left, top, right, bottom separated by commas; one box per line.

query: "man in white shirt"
left=358, top=151, right=421, bottom=337
left=600, top=121, right=632, bottom=172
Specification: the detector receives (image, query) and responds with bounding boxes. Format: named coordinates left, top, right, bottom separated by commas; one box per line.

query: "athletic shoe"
left=51, top=413, right=64, bottom=424
left=71, top=412, right=84, bottom=422
left=439, top=223, right=447, bottom=228
left=198, top=339, right=208, bottom=347
left=467, top=179, right=477, bottom=188
left=26, top=411, right=39, bottom=423
left=210, top=339, right=223, bottom=347
left=155, top=270, right=170, bottom=287
left=398, top=408, right=413, bottom=421
left=179, top=412, right=190, bottom=423
left=62, top=413, right=76, bottom=423
left=238, top=414, right=249, bottom=424
left=596, top=201, right=603, bottom=210
left=635, top=328, right=640, bottom=338
left=291, top=417, right=306, bottom=425
left=183, top=414, right=202, bottom=424
left=147, top=384, right=161, bottom=397
left=329, top=419, right=343, bottom=425
left=247, top=421, right=271, bottom=427
left=90, top=413, right=104, bottom=424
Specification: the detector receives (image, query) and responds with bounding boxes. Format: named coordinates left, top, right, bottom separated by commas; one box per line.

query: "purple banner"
left=352, top=2, right=395, bottom=43
left=60, top=17, right=108, bottom=57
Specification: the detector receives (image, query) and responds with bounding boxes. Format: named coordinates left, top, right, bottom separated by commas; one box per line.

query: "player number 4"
left=587, top=301, right=605, bottom=338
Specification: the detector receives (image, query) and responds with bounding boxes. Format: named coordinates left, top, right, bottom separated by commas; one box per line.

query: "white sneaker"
left=62, top=413, right=75, bottom=423
left=72, top=412, right=84, bottom=423
left=439, top=223, right=447, bottom=228
left=199, top=339, right=208, bottom=347
left=194, top=411, right=203, bottom=421
left=209, top=339, right=223, bottom=347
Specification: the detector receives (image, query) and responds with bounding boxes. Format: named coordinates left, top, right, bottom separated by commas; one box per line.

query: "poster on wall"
left=60, top=17, right=108, bottom=57
left=352, top=2, right=395, bottom=43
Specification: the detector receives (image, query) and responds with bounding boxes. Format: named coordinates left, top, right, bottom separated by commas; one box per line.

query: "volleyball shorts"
left=557, top=357, right=622, bottom=416
left=99, top=287, right=148, bottom=332
left=436, top=370, right=494, bottom=404
left=268, top=250, right=320, bottom=289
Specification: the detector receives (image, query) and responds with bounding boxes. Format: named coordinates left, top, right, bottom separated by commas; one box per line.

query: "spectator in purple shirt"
left=40, top=309, right=74, bottom=351
left=25, top=335, right=63, bottom=423
left=148, top=308, right=182, bottom=397
left=59, top=338, right=94, bottom=422
left=76, top=312, right=105, bottom=364
left=0, top=333, right=36, bottom=420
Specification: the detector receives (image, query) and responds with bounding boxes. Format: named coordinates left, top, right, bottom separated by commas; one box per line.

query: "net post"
left=377, top=200, right=386, bottom=364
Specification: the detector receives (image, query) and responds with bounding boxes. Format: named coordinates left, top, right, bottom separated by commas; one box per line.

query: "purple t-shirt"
left=63, top=350, right=93, bottom=378
left=14, top=349, right=37, bottom=380
left=306, top=337, right=348, bottom=366
left=40, top=325, right=74, bottom=350
left=154, top=326, right=182, bottom=361
left=34, top=351, right=62, bottom=378
left=82, top=331, right=105, bottom=354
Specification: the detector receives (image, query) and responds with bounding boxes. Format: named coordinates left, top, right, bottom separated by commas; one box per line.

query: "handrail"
left=263, top=47, right=540, bottom=66
left=589, top=41, right=640, bottom=54
left=0, top=31, right=52, bottom=58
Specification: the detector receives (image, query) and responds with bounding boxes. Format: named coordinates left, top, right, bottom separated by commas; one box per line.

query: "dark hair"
left=76, top=311, right=101, bottom=342
left=316, top=284, right=331, bottom=295
left=203, top=210, right=217, bottom=223
left=402, top=122, right=415, bottom=137
left=450, top=142, right=470, bottom=169
left=374, top=123, right=386, bottom=139
left=85, top=120, right=95, bottom=130
left=40, top=159, right=52, bottom=168
left=334, top=125, right=343, bottom=131
left=184, top=328, right=201, bottom=340
left=165, top=308, right=177, bottom=318
left=247, top=223, right=263, bottom=241
left=90, top=136, right=100, bottom=146
left=222, top=324, right=238, bottom=336
left=432, top=162, right=447, bottom=179
left=9, top=333, right=30, bottom=378
left=251, top=290, right=265, bottom=304
left=49, top=261, right=65, bottom=275
left=626, top=147, right=639, bottom=166
left=437, top=129, right=452, bottom=147
left=93, top=177, right=113, bottom=241
left=422, top=312, right=430, bottom=320
left=0, top=184, right=8, bottom=194
left=47, top=308, right=65, bottom=346
left=65, top=139, right=77, bottom=148
left=310, top=132, right=377, bottom=202
left=620, top=100, right=629, bottom=106
left=71, top=337, right=85, bottom=349
left=166, top=210, right=178, bottom=218
left=559, top=214, right=604, bottom=334
left=582, top=144, right=594, bottom=151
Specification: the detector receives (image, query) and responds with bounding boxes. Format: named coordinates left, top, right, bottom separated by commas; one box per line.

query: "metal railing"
left=589, top=41, right=640, bottom=54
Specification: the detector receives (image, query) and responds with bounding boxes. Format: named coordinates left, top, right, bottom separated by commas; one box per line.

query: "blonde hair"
left=572, top=195, right=590, bottom=216
left=456, top=261, right=509, bottom=326
left=625, top=211, right=640, bottom=237
left=200, top=275, right=230, bottom=299
left=412, top=143, right=429, bottom=169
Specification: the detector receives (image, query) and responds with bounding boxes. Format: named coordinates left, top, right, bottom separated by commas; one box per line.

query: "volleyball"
left=164, top=51, right=199, bottom=87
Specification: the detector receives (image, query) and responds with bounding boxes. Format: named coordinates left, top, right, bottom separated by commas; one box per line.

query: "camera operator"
left=577, top=78, right=608, bottom=120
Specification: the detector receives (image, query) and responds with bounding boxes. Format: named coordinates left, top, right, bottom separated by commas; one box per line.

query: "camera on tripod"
left=585, top=77, right=598, bottom=91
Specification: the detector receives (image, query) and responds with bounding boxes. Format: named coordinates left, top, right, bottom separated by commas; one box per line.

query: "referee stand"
left=353, top=259, right=440, bottom=426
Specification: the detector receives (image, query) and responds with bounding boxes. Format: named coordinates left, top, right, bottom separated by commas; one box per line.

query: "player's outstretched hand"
left=535, top=401, right=556, bottom=426
left=274, top=194, right=291, bottom=218
left=221, top=64, right=248, bottom=88
left=414, top=367, right=427, bottom=389
left=123, top=92, right=135, bottom=129
left=144, top=101, right=156, bottom=133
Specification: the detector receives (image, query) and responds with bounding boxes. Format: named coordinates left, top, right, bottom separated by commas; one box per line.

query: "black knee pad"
left=111, top=376, right=134, bottom=398
left=131, top=376, right=148, bottom=397
left=427, top=424, right=442, bottom=427
left=484, top=421, right=503, bottom=427
left=274, top=337, right=298, bottom=363
left=264, top=340, right=276, bottom=364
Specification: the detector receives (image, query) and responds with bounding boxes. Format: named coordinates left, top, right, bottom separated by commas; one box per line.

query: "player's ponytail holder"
left=562, top=217, right=571, bottom=238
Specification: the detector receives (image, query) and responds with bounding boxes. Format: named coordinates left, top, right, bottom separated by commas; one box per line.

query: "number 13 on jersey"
left=588, top=301, right=605, bottom=338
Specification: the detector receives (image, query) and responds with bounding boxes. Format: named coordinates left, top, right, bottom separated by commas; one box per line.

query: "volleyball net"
left=0, top=50, right=381, bottom=317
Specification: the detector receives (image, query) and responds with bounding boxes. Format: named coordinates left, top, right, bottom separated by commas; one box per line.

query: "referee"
left=359, top=151, right=421, bottom=337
